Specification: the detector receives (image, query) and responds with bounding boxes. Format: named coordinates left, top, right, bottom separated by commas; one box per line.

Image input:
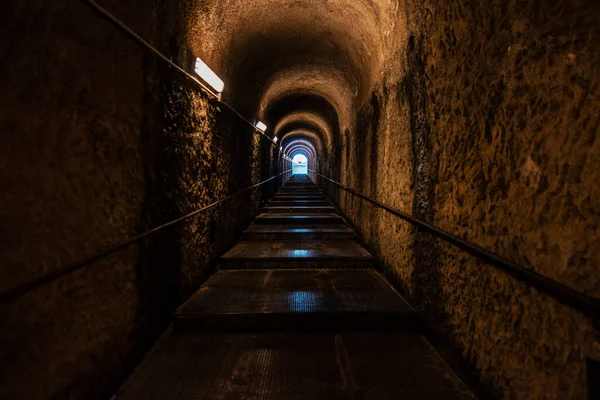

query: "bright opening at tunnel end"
left=292, top=154, right=308, bottom=175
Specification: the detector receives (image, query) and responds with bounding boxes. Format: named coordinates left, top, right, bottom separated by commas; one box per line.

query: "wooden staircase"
left=114, top=174, right=475, bottom=399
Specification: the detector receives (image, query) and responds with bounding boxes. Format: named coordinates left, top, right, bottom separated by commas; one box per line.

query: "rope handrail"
left=1, top=170, right=292, bottom=302
left=309, top=169, right=600, bottom=316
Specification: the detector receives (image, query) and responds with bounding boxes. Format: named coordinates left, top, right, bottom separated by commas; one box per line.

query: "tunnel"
left=1, top=0, right=599, bottom=399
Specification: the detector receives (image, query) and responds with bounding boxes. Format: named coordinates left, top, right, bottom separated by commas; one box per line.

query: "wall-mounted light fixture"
left=255, top=121, right=267, bottom=132
left=194, top=57, right=224, bottom=95
left=273, top=136, right=278, bottom=143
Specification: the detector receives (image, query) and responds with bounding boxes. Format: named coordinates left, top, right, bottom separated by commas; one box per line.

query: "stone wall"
left=330, top=77, right=417, bottom=294
left=0, top=0, right=265, bottom=398
left=325, top=0, right=600, bottom=398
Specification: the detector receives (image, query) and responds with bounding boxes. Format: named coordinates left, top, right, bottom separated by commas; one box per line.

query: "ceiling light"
left=194, top=57, right=224, bottom=94
left=256, top=121, right=267, bottom=132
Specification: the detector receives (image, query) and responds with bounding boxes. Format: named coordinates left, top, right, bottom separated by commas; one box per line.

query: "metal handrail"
left=309, top=169, right=600, bottom=316
left=1, top=170, right=292, bottom=302
left=0, top=2, right=297, bottom=303
left=82, top=0, right=287, bottom=157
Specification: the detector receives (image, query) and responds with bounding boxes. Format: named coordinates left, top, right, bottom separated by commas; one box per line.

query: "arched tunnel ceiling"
left=282, top=131, right=324, bottom=155
left=290, top=148, right=313, bottom=161
left=259, top=66, right=352, bottom=131
left=286, top=139, right=316, bottom=156
left=275, top=111, right=331, bottom=151
left=266, top=93, right=340, bottom=149
left=188, top=0, right=406, bottom=159
left=286, top=140, right=317, bottom=160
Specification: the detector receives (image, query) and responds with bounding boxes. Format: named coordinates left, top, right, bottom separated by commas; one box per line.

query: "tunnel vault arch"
left=5, top=0, right=595, bottom=398
left=189, top=0, right=385, bottom=111
left=187, top=0, right=406, bottom=175
left=281, top=131, right=324, bottom=156
left=286, top=140, right=317, bottom=169
left=275, top=112, right=331, bottom=152
left=265, top=93, right=341, bottom=148
left=285, top=140, right=317, bottom=160
left=289, top=146, right=314, bottom=175
left=287, top=147, right=315, bottom=164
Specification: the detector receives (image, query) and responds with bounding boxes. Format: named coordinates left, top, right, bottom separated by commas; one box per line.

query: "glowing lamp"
left=194, top=57, right=224, bottom=94
left=256, top=121, right=267, bottom=132
left=273, top=136, right=278, bottom=143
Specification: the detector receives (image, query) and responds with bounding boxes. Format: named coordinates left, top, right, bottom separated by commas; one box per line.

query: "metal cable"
left=82, top=0, right=288, bottom=158
left=309, top=170, right=600, bottom=316
left=80, top=0, right=599, bottom=316
left=1, top=170, right=292, bottom=302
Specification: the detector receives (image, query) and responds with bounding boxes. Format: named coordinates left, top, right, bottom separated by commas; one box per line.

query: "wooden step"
left=174, top=269, right=416, bottom=332
left=219, top=240, right=373, bottom=269
left=279, top=186, right=319, bottom=189
left=115, top=332, right=475, bottom=399
left=254, top=213, right=344, bottom=225
left=278, top=187, right=320, bottom=191
left=273, top=195, right=326, bottom=201
left=276, top=191, right=322, bottom=196
left=268, top=200, right=331, bottom=206
left=241, top=224, right=354, bottom=241
left=264, top=206, right=336, bottom=213
left=281, top=182, right=317, bottom=186
left=114, top=184, right=476, bottom=400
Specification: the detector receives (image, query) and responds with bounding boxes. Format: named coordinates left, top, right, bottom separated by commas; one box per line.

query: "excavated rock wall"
left=0, top=1, right=263, bottom=399
left=328, top=0, right=600, bottom=398
left=329, top=61, right=417, bottom=299
left=414, top=0, right=599, bottom=398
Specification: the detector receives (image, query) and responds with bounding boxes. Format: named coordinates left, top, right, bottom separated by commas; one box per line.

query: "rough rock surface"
left=328, top=0, right=599, bottom=399
left=0, top=0, right=266, bottom=398
left=418, top=0, right=599, bottom=398
left=2, top=0, right=599, bottom=398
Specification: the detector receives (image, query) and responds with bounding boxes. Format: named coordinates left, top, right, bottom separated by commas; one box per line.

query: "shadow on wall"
left=321, top=1, right=600, bottom=398
left=0, top=1, right=269, bottom=399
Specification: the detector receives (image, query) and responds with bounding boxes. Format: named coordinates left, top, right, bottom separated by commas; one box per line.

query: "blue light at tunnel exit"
left=292, top=154, right=308, bottom=175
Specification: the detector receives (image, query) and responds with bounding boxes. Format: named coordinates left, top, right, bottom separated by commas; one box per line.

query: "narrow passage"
left=116, top=175, right=474, bottom=399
